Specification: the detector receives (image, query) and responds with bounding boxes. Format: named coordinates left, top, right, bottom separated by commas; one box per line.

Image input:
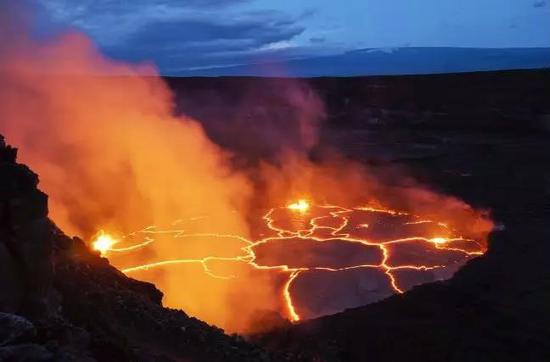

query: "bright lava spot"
left=287, top=199, right=310, bottom=213
left=92, top=231, right=118, bottom=256
left=430, top=237, right=448, bottom=244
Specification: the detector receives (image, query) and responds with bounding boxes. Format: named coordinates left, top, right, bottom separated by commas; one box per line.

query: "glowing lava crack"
left=92, top=200, right=487, bottom=324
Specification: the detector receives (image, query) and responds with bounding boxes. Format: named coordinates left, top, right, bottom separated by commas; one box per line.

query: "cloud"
left=125, top=14, right=302, bottom=47
left=310, top=37, right=326, bottom=44
left=37, top=0, right=306, bottom=71
left=101, top=11, right=305, bottom=72
left=41, top=0, right=249, bottom=15
left=533, top=1, right=547, bottom=8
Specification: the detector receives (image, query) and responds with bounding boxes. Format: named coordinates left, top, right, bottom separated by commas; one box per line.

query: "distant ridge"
left=170, top=47, right=550, bottom=77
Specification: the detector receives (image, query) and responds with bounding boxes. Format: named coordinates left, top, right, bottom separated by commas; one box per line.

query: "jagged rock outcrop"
left=0, top=136, right=53, bottom=319
left=0, top=135, right=273, bottom=361
left=0, top=313, right=35, bottom=346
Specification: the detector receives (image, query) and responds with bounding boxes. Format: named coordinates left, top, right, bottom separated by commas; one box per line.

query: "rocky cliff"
left=0, top=135, right=271, bottom=361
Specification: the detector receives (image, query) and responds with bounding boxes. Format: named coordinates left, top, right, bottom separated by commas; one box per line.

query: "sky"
left=31, top=0, right=550, bottom=74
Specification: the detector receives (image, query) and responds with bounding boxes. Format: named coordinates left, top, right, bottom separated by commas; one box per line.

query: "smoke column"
left=0, top=1, right=493, bottom=332
left=0, top=1, right=283, bottom=332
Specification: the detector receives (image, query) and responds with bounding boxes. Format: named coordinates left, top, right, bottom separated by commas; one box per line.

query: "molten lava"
left=430, top=237, right=448, bottom=244
left=91, top=231, right=118, bottom=256
left=287, top=199, right=311, bottom=213
left=92, top=199, right=488, bottom=326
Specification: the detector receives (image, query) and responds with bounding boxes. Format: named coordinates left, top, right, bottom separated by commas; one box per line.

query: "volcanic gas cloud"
left=0, top=3, right=493, bottom=333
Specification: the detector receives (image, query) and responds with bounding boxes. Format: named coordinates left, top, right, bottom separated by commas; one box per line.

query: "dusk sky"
left=33, top=0, right=550, bottom=74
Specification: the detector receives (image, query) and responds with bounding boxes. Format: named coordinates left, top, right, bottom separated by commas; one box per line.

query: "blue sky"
left=33, top=0, right=550, bottom=73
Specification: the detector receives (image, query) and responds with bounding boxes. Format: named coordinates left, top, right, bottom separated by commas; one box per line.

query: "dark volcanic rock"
left=0, top=136, right=273, bottom=361
left=0, top=313, right=35, bottom=346
left=245, top=72, right=550, bottom=361
left=0, top=135, right=53, bottom=319
left=165, top=69, right=550, bottom=159
left=0, top=344, right=54, bottom=361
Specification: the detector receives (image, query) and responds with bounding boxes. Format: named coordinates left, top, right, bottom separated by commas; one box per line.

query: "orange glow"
left=0, top=20, right=258, bottom=333
left=91, top=230, right=118, bottom=256
left=287, top=199, right=310, bottom=213
left=0, top=6, right=494, bottom=333
left=430, top=237, right=448, bottom=244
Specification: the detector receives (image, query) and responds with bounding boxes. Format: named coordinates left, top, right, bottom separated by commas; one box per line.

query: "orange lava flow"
left=91, top=201, right=488, bottom=324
